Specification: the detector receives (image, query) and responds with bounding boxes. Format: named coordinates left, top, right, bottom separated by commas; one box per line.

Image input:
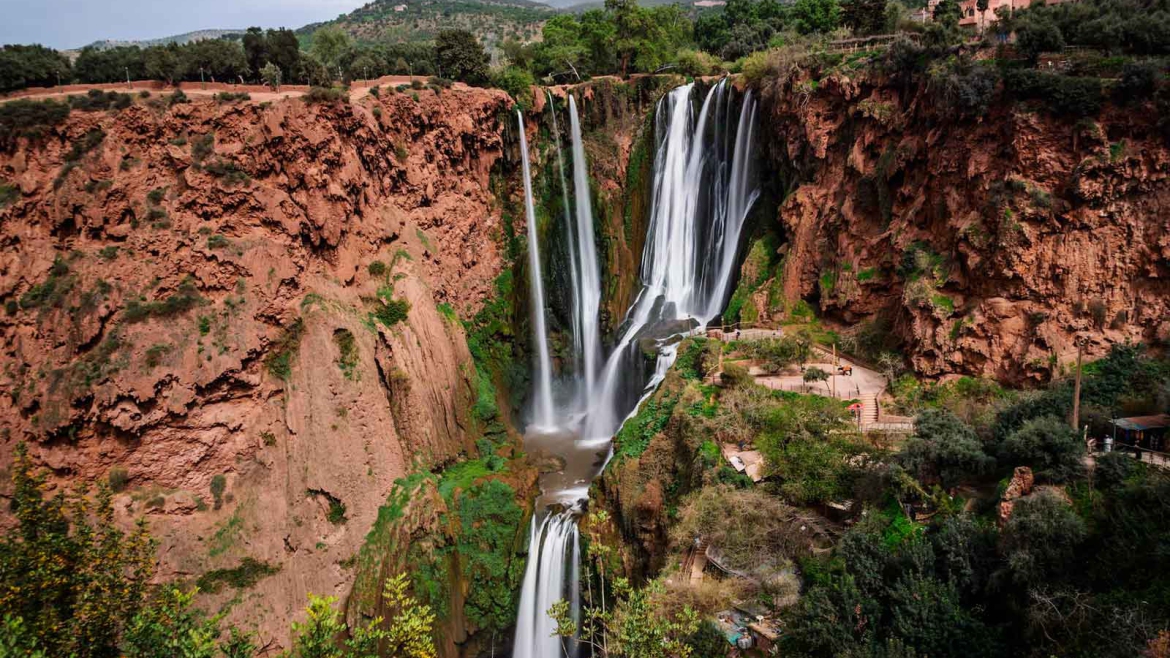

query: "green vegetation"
left=264, top=318, right=304, bottom=380
left=194, top=557, right=280, bottom=594
left=122, top=277, right=206, bottom=324
left=334, top=328, right=359, bottom=380
left=210, top=474, right=227, bottom=510
left=0, top=99, right=71, bottom=149
left=0, top=443, right=436, bottom=657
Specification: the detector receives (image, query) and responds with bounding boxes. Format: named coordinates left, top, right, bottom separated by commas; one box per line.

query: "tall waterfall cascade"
left=512, top=80, right=760, bottom=658
left=567, top=96, right=604, bottom=406
left=518, top=112, right=555, bottom=430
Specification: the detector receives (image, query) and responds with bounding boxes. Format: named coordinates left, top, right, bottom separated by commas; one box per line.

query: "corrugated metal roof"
left=1111, top=414, right=1170, bottom=431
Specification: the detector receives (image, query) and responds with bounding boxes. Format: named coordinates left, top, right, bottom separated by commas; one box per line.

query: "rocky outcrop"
left=752, top=67, right=1169, bottom=384
left=0, top=87, right=516, bottom=648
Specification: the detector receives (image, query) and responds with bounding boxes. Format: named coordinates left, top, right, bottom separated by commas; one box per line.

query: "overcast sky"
left=0, top=0, right=368, bottom=50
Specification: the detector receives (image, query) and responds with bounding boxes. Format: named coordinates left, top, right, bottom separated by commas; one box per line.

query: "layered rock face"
left=755, top=71, right=1169, bottom=383
left=0, top=87, right=513, bottom=646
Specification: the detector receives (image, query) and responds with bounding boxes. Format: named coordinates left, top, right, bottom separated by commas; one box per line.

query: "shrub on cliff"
left=0, top=98, right=71, bottom=149
left=490, top=66, right=534, bottom=108
left=1006, top=68, right=1104, bottom=117
left=303, top=86, right=347, bottom=105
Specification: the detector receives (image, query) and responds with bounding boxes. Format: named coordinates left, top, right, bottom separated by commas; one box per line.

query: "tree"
left=931, top=0, right=962, bottom=28
left=310, top=26, right=352, bottom=72
left=607, top=0, right=649, bottom=76
left=122, top=588, right=221, bottom=658
left=0, top=443, right=155, bottom=658
left=793, top=0, right=841, bottom=34
left=242, top=27, right=270, bottom=82
left=756, top=395, right=869, bottom=504
left=536, top=14, right=587, bottom=79
left=182, top=39, right=249, bottom=83
left=899, top=408, right=994, bottom=489
left=291, top=578, right=436, bottom=658
left=1000, top=490, right=1086, bottom=587
left=1014, top=15, right=1065, bottom=63
left=267, top=28, right=302, bottom=78
left=435, top=30, right=489, bottom=84
left=976, top=0, right=990, bottom=33
left=144, top=45, right=185, bottom=85
left=803, top=366, right=831, bottom=386
left=260, top=62, right=282, bottom=91
left=842, top=0, right=889, bottom=35
left=0, top=44, right=71, bottom=93
left=999, top=415, right=1085, bottom=483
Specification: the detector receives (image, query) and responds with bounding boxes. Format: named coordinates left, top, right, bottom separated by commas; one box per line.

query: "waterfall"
left=583, top=79, right=760, bottom=442
left=548, top=91, right=581, bottom=403
left=518, top=111, right=556, bottom=429
left=567, top=96, right=603, bottom=405
left=512, top=80, right=759, bottom=657
left=512, top=512, right=580, bottom=658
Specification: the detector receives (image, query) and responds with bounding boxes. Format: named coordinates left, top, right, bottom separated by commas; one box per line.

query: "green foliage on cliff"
left=449, top=479, right=526, bottom=633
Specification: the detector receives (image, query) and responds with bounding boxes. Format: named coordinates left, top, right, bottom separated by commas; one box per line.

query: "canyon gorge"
left=1, top=49, right=1167, bottom=658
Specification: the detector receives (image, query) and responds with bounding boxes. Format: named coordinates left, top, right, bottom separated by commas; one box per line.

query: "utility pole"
left=125, top=66, right=130, bottom=88
left=831, top=343, right=837, bottom=398
left=200, top=67, right=205, bottom=89
left=56, top=69, right=61, bottom=88
left=1072, top=341, right=1084, bottom=431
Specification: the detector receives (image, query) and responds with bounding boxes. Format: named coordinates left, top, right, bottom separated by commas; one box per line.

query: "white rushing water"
left=512, top=81, right=759, bottom=657
left=567, top=96, right=603, bottom=405
left=512, top=512, right=580, bottom=658
left=583, top=80, right=760, bottom=442
left=548, top=91, right=581, bottom=412
left=518, top=111, right=556, bottom=430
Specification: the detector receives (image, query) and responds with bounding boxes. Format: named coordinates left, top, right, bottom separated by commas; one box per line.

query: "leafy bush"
left=0, top=99, right=70, bottom=148
left=1000, top=489, right=1086, bottom=587
left=264, top=318, right=304, bottom=380
left=372, top=298, right=410, bottom=328
left=900, top=408, right=995, bottom=488
left=999, top=414, right=1085, bottom=482
left=122, top=277, right=205, bottom=323
left=0, top=182, right=18, bottom=207
left=168, top=89, right=189, bottom=106
left=214, top=91, right=251, bottom=102
left=490, top=66, right=534, bottom=108
left=367, top=260, right=387, bottom=277
left=108, top=467, right=130, bottom=492
left=674, top=49, right=723, bottom=77
left=202, top=159, right=250, bottom=186
left=1005, top=69, right=1103, bottom=117
left=194, top=558, right=279, bottom=594
left=304, top=86, right=347, bottom=104
left=210, top=474, right=227, bottom=510
left=67, top=89, right=132, bottom=111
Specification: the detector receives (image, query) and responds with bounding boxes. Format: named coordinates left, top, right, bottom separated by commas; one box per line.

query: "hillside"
left=78, top=29, right=246, bottom=51
left=298, top=0, right=555, bottom=48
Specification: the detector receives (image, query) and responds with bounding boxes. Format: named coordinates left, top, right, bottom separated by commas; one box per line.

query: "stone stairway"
left=859, top=392, right=879, bottom=426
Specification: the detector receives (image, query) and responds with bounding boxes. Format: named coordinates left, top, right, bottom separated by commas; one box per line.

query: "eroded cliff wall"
left=749, top=67, right=1169, bottom=383
left=0, top=87, right=518, bottom=648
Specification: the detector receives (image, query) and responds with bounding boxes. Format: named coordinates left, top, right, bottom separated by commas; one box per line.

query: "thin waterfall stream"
left=512, top=80, right=760, bottom=658
left=518, top=111, right=555, bottom=430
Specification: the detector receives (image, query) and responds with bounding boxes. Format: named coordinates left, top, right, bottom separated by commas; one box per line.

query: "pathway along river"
left=512, top=80, right=760, bottom=658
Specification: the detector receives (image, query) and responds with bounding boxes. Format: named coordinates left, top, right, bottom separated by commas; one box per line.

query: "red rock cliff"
left=0, top=87, right=516, bottom=647
left=754, top=68, right=1169, bottom=383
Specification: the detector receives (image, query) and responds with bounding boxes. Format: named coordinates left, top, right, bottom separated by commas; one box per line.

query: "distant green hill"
left=298, top=0, right=557, bottom=48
